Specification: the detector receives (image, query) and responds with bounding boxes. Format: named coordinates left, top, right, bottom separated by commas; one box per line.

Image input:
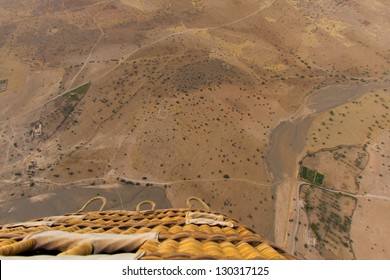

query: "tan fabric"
left=0, top=252, right=145, bottom=260
left=42, top=215, right=85, bottom=222
left=186, top=211, right=225, bottom=221
left=24, top=230, right=158, bottom=254
left=3, top=215, right=85, bottom=228
left=186, top=211, right=234, bottom=227
left=2, top=221, right=55, bottom=228
left=185, top=218, right=233, bottom=227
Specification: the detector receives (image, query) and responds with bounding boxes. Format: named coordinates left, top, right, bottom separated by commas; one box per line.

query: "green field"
left=299, top=166, right=324, bottom=186
left=64, top=82, right=91, bottom=101
left=0, top=79, right=8, bottom=92
left=61, top=82, right=91, bottom=117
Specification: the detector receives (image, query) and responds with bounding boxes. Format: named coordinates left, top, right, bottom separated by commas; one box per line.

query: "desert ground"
left=0, top=0, right=389, bottom=259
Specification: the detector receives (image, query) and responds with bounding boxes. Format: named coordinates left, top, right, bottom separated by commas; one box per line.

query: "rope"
left=136, top=200, right=156, bottom=212
left=186, top=197, right=210, bottom=212
left=77, top=196, right=106, bottom=213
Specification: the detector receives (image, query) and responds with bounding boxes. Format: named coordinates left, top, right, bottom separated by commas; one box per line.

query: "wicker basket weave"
left=0, top=197, right=294, bottom=260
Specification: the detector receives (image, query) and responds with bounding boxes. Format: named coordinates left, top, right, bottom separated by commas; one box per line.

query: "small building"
left=30, top=122, right=42, bottom=138
left=34, top=123, right=42, bottom=137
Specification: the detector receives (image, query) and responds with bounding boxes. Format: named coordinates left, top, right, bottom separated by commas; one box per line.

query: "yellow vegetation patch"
left=306, top=89, right=390, bottom=151
left=165, top=22, right=187, bottom=33
left=316, top=18, right=355, bottom=47
left=265, top=17, right=276, bottom=23
left=264, top=64, right=288, bottom=72
left=189, top=29, right=255, bottom=58
left=119, top=0, right=157, bottom=12
left=286, top=0, right=300, bottom=11
left=302, top=24, right=321, bottom=47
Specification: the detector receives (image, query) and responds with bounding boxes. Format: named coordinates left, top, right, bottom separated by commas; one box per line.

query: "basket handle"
left=186, top=196, right=210, bottom=212
left=77, top=196, right=106, bottom=213
left=136, top=200, right=156, bottom=212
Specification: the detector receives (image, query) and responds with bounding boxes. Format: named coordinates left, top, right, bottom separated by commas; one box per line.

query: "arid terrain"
left=0, top=0, right=389, bottom=259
